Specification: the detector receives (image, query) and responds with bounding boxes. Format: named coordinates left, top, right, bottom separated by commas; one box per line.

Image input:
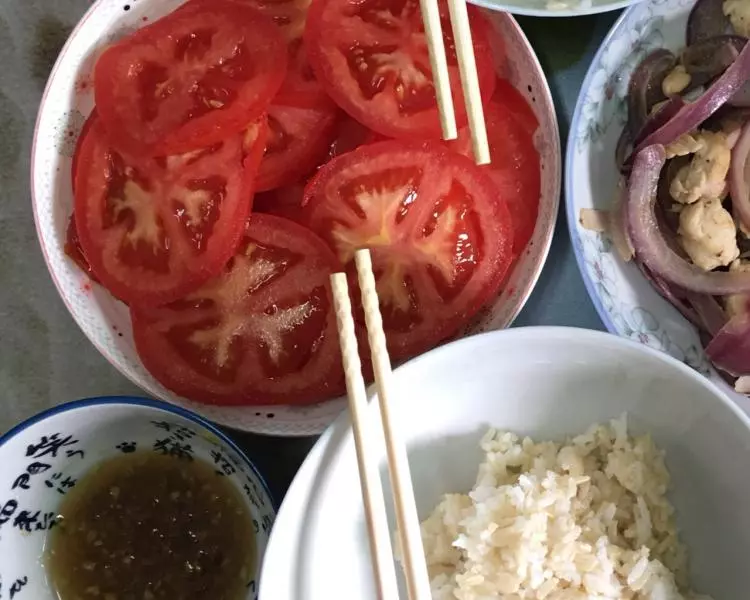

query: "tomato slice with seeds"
left=303, top=140, right=513, bottom=360
left=95, top=0, right=285, bottom=156
left=64, top=215, right=99, bottom=283
left=74, top=113, right=267, bottom=307
left=234, top=0, right=312, bottom=43
left=131, top=214, right=343, bottom=405
left=304, top=0, right=497, bottom=139
left=254, top=184, right=309, bottom=223
left=450, top=91, right=541, bottom=257
left=256, top=92, right=339, bottom=192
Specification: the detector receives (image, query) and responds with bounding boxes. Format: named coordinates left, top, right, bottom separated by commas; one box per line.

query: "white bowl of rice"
left=260, top=327, right=750, bottom=599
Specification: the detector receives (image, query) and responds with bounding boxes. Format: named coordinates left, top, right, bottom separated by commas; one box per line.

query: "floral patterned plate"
left=31, top=1, right=560, bottom=436
left=566, top=0, right=750, bottom=415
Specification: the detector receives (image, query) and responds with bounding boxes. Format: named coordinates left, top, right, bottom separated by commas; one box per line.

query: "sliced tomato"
left=131, top=214, right=343, bottom=405
left=64, top=215, right=99, bottom=283
left=450, top=92, right=541, bottom=257
left=256, top=92, right=339, bottom=192
left=95, top=0, right=285, bottom=155
left=254, top=184, right=309, bottom=223
left=303, top=140, right=513, bottom=359
left=492, top=78, right=539, bottom=135
left=71, top=111, right=97, bottom=196
left=304, top=0, right=497, bottom=139
left=73, top=113, right=267, bottom=307
left=232, top=0, right=312, bottom=42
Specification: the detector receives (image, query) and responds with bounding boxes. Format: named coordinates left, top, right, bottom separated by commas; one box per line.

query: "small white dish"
left=565, top=0, right=750, bottom=415
left=0, top=396, right=275, bottom=600
left=260, top=327, right=750, bottom=598
left=31, top=1, right=560, bottom=436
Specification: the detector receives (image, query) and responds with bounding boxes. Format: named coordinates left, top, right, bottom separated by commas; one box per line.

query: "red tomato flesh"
left=73, top=113, right=267, bottom=307
left=303, top=140, right=513, bottom=359
left=64, top=215, right=99, bottom=283
left=304, top=0, right=497, bottom=139
left=450, top=92, right=541, bottom=257
left=492, top=78, right=539, bottom=136
left=256, top=92, right=339, bottom=192
left=131, top=214, right=343, bottom=405
left=95, top=0, right=286, bottom=155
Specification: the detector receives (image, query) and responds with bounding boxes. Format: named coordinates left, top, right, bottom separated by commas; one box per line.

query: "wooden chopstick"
left=418, top=0, right=458, bottom=141
left=354, top=249, right=432, bottom=600
left=420, top=0, right=490, bottom=164
left=445, top=0, right=490, bottom=165
left=330, top=272, right=400, bottom=600
left=329, top=249, right=432, bottom=600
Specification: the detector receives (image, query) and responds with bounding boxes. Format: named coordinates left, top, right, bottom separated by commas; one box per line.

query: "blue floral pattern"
left=567, top=0, right=731, bottom=399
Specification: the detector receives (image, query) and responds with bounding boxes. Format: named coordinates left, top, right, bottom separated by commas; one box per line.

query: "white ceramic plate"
left=566, top=0, right=750, bottom=417
left=31, top=1, right=560, bottom=436
left=469, top=0, right=643, bottom=18
left=260, top=327, right=750, bottom=598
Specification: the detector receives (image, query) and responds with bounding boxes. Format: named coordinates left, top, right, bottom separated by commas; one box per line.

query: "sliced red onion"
left=681, top=35, right=746, bottom=87
left=635, top=259, right=704, bottom=329
left=706, top=313, right=750, bottom=376
left=730, top=121, right=750, bottom=231
left=627, top=49, right=675, bottom=134
left=684, top=290, right=728, bottom=335
left=610, top=179, right=634, bottom=261
left=623, top=98, right=685, bottom=172
left=633, top=39, right=750, bottom=155
left=729, top=81, right=750, bottom=107
left=628, top=145, right=750, bottom=294
left=687, top=0, right=731, bottom=45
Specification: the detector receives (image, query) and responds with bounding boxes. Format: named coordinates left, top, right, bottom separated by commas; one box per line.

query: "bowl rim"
left=0, top=395, right=278, bottom=511
left=29, top=3, right=561, bottom=436
left=469, top=0, right=641, bottom=18
left=564, top=4, right=631, bottom=334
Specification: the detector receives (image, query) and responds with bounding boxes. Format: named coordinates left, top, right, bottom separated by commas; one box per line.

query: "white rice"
left=414, top=416, right=712, bottom=600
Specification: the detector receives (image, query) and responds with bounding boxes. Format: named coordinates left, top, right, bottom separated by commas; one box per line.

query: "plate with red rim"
left=31, top=0, right=560, bottom=436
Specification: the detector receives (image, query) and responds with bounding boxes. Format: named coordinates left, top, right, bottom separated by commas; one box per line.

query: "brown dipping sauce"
left=46, top=451, right=256, bottom=600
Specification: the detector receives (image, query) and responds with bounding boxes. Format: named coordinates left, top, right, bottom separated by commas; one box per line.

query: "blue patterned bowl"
left=0, top=397, right=275, bottom=600
left=565, top=0, right=750, bottom=415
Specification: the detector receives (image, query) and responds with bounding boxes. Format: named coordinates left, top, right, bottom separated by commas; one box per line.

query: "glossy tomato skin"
left=303, top=140, right=513, bottom=360
left=304, top=0, right=497, bottom=140
left=64, top=215, right=99, bottom=283
left=450, top=90, right=541, bottom=258
left=74, top=113, right=268, bottom=307
left=95, top=0, right=286, bottom=156
left=256, top=91, right=339, bottom=192
left=131, top=214, right=344, bottom=406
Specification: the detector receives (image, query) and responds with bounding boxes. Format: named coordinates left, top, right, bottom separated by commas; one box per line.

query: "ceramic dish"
left=260, top=327, right=750, bottom=598
left=468, top=0, right=642, bottom=18
left=566, top=0, right=750, bottom=416
left=31, top=1, right=560, bottom=436
left=0, top=396, right=275, bottom=599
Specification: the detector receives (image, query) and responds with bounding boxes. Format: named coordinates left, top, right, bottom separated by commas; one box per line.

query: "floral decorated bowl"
left=565, top=0, right=750, bottom=415
left=469, top=0, right=642, bottom=19
left=31, top=0, right=560, bottom=436
left=0, top=397, right=275, bottom=600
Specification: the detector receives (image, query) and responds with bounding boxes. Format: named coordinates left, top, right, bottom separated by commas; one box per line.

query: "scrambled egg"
left=661, top=65, right=691, bottom=97
left=724, top=0, right=750, bottom=37
left=669, top=131, right=732, bottom=204
left=678, top=198, right=740, bottom=271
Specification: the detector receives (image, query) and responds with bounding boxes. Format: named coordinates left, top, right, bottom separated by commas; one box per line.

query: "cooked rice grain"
left=416, top=416, right=712, bottom=600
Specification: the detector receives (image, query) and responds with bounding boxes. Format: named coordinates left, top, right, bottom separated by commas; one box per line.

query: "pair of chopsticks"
left=422, top=0, right=490, bottom=165
left=330, top=249, right=432, bottom=600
